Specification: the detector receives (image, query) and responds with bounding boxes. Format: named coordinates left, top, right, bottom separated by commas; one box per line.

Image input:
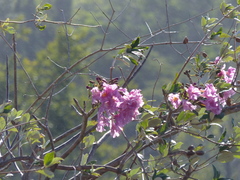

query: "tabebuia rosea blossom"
left=217, top=64, right=236, bottom=84
left=91, top=83, right=144, bottom=138
left=167, top=93, right=181, bottom=109
left=213, top=56, right=221, bottom=64
left=168, top=83, right=232, bottom=115
left=200, top=83, right=222, bottom=115
left=168, top=64, right=236, bottom=115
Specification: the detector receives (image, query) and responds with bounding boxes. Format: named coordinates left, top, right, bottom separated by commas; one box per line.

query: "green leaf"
left=36, top=169, right=54, bottom=178
left=131, top=37, right=140, bottom=49
left=40, top=3, right=52, bottom=11
left=235, top=45, right=240, bottom=54
left=152, top=170, right=169, bottom=180
left=210, top=27, right=223, bottom=41
left=189, top=156, right=200, bottom=165
left=219, top=32, right=231, bottom=38
left=177, top=111, right=196, bottom=123
left=213, top=27, right=222, bottom=35
left=4, top=26, right=16, bottom=34
left=141, top=112, right=154, bottom=121
left=81, top=153, right=88, bottom=165
left=148, top=154, right=155, bottom=171
left=131, top=50, right=144, bottom=58
left=222, top=55, right=234, bottom=62
left=195, top=144, right=204, bottom=151
left=159, top=143, right=168, bottom=157
left=220, top=42, right=231, bottom=57
left=162, top=83, right=170, bottom=91
left=148, top=118, right=161, bottom=127
left=87, top=120, right=97, bottom=127
left=220, top=2, right=235, bottom=16
left=0, top=117, right=6, bottom=130
left=0, top=102, right=13, bottom=114
left=129, top=56, right=138, bottom=65
left=218, top=130, right=226, bottom=142
left=237, top=0, right=240, bottom=5
left=194, top=54, right=201, bottom=66
left=201, top=16, right=207, bottom=27
left=137, top=119, right=149, bottom=132
left=83, top=135, right=95, bottom=148
left=169, top=82, right=182, bottom=93
left=50, top=157, right=63, bottom=166
left=36, top=25, right=46, bottom=31
left=20, top=113, right=31, bottom=123
left=212, top=165, right=221, bottom=180
left=172, top=142, right=183, bottom=151
left=8, top=127, right=18, bottom=132
left=128, top=167, right=140, bottom=178
left=216, top=82, right=232, bottom=92
left=208, top=17, right=218, bottom=24
left=39, top=14, right=48, bottom=21
left=2, top=18, right=9, bottom=27
left=159, top=122, right=167, bottom=134
left=234, top=126, right=240, bottom=141
left=27, top=130, right=42, bottom=144
left=217, top=150, right=234, bottom=163
left=117, top=48, right=126, bottom=54
left=90, top=173, right=100, bottom=177
left=176, top=111, right=185, bottom=122
left=44, top=151, right=55, bottom=167
left=232, top=152, right=240, bottom=159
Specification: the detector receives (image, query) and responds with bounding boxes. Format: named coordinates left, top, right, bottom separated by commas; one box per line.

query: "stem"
left=12, top=34, right=17, bottom=110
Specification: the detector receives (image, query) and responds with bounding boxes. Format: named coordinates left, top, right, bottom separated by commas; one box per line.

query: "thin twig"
left=151, top=59, right=162, bottom=106
left=34, top=116, right=55, bottom=152
left=0, top=34, right=39, bottom=96
left=122, top=46, right=153, bottom=88
left=5, top=56, right=9, bottom=101
left=87, top=131, right=111, bottom=163
left=61, top=99, right=95, bottom=159
left=121, top=131, right=149, bottom=180
left=95, top=1, right=116, bottom=49
left=0, top=19, right=100, bottom=28
left=12, top=34, right=17, bottom=110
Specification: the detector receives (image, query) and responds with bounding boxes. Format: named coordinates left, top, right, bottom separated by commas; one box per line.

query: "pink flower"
left=225, top=66, right=236, bottom=83
left=99, top=83, right=121, bottom=109
left=201, top=84, right=222, bottom=114
left=115, top=89, right=143, bottom=127
left=91, top=87, right=101, bottom=104
left=213, top=56, right=221, bottom=64
left=202, top=84, right=218, bottom=98
left=187, top=84, right=201, bottom=100
left=217, top=65, right=236, bottom=83
left=110, top=121, right=122, bottom=138
left=222, top=89, right=235, bottom=100
left=182, top=100, right=197, bottom=111
left=168, top=93, right=181, bottom=109
left=202, top=97, right=222, bottom=115
left=91, top=83, right=143, bottom=138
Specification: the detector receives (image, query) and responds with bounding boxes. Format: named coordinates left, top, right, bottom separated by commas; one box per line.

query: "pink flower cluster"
left=168, top=65, right=236, bottom=115
left=91, top=83, right=144, bottom=138
left=217, top=64, right=236, bottom=84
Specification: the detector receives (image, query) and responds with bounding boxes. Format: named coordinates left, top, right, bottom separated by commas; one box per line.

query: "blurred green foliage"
left=0, top=0, right=239, bottom=179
